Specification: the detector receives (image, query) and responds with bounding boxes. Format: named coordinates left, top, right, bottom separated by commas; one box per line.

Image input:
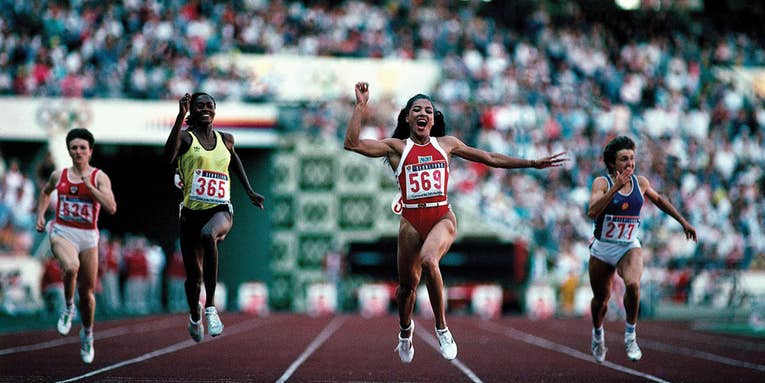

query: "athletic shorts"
left=402, top=205, right=451, bottom=239
left=180, top=203, right=233, bottom=241
left=49, top=222, right=99, bottom=253
left=589, top=238, right=641, bottom=267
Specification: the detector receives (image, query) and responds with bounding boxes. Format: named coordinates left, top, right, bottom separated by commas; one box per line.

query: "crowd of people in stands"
left=1, top=1, right=763, bottom=312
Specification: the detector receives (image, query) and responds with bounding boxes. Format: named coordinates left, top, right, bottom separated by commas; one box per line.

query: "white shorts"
left=49, top=222, right=99, bottom=253
left=589, top=238, right=641, bottom=267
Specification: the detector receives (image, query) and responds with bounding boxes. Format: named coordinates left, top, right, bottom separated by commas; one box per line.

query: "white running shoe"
left=57, top=308, right=74, bottom=336
left=188, top=304, right=204, bottom=342
left=591, top=333, right=607, bottom=363
left=625, top=336, right=642, bottom=361
left=435, top=327, right=457, bottom=360
left=394, top=321, right=414, bottom=363
left=79, top=328, right=94, bottom=364
left=205, top=306, right=224, bottom=337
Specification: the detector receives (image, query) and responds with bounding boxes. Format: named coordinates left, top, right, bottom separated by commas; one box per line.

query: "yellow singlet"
left=178, top=130, right=231, bottom=210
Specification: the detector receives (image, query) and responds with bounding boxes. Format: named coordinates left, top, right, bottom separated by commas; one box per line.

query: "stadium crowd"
left=1, top=1, right=763, bottom=312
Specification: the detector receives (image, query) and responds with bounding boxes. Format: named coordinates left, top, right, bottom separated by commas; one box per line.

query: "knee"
left=624, top=281, right=641, bottom=295
left=61, top=260, right=80, bottom=275
left=591, top=293, right=610, bottom=307
left=200, top=229, right=216, bottom=245
left=420, top=256, right=439, bottom=276
left=396, top=284, right=415, bottom=300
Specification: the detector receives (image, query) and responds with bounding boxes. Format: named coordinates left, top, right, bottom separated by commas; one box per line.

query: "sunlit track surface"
left=1, top=313, right=763, bottom=382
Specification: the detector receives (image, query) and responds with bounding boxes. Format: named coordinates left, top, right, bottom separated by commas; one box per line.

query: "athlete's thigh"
left=589, top=256, right=615, bottom=299
left=397, top=218, right=421, bottom=283
left=420, top=211, right=456, bottom=262
left=202, top=211, right=233, bottom=239
left=77, top=247, right=99, bottom=288
left=616, top=247, right=643, bottom=284
left=50, top=235, right=79, bottom=270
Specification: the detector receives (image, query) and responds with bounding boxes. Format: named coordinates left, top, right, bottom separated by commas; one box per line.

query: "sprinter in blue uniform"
left=586, top=136, right=696, bottom=363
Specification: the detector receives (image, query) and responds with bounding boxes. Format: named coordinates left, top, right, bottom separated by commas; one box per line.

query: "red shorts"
left=402, top=205, right=451, bottom=238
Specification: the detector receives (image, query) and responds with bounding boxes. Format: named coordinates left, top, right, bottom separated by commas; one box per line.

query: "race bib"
left=600, top=214, right=640, bottom=243
left=58, top=196, right=95, bottom=224
left=404, top=160, right=446, bottom=200
left=190, top=169, right=230, bottom=204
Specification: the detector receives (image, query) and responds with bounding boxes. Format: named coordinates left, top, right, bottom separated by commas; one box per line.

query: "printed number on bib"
left=602, top=214, right=639, bottom=243
left=405, top=161, right=446, bottom=200
left=191, top=169, right=230, bottom=204
left=59, top=197, right=94, bottom=224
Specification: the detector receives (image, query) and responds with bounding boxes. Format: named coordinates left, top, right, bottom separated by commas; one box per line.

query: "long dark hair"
left=392, top=93, right=446, bottom=139
left=185, top=92, right=216, bottom=127
left=603, top=135, right=635, bottom=174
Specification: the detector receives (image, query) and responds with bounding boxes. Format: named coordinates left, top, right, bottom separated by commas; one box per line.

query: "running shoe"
left=394, top=320, right=414, bottom=363
left=79, top=328, right=94, bottom=364
left=625, top=336, right=642, bottom=361
left=591, top=333, right=607, bottom=363
left=188, top=304, right=204, bottom=342
left=57, top=308, right=74, bottom=335
left=205, top=306, right=224, bottom=337
left=435, top=327, right=457, bottom=360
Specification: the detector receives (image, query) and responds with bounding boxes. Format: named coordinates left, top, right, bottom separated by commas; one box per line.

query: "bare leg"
left=589, top=256, right=615, bottom=329
left=420, top=215, right=456, bottom=330
left=396, top=219, right=421, bottom=338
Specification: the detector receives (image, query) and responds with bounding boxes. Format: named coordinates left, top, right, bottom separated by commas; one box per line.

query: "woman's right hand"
left=35, top=216, right=46, bottom=233
left=355, top=82, right=369, bottom=106
left=179, top=93, right=190, bottom=116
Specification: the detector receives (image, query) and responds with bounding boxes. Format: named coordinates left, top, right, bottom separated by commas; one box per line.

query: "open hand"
left=355, top=82, right=369, bottom=106
left=532, top=152, right=569, bottom=169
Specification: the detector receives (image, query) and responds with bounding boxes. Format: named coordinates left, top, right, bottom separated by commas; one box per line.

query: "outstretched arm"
left=224, top=132, right=265, bottom=209
left=343, top=82, right=397, bottom=158
left=640, top=176, right=696, bottom=241
left=164, top=93, right=192, bottom=165
left=447, top=136, right=568, bottom=169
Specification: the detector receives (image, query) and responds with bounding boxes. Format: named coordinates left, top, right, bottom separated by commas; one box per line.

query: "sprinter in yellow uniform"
left=164, top=92, right=264, bottom=342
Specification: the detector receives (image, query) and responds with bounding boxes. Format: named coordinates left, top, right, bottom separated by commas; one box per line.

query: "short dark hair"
left=392, top=93, right=445, bottom=139
left=185, top=92, right=216, bottom=126
left=66, top=128, right=95, bottom=148
left=603, top=135, right=635, bottom=173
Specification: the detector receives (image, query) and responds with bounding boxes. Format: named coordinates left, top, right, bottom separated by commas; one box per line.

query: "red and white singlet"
left=54, top=168, right=101, bottom=230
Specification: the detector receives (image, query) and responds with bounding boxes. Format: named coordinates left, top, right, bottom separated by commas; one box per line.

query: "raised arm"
left=84, top=171, right=117, bottom=215
left=446, top=136, right=568, bottom=169
left=164, top=93, right=192, bottom=165
left=640, top=176, right=696, bottom=241
left=223, top=132, right=265, bottom=209
left=343, top=82, right=397, bottom=158
left=35, top=170, right=60, bottom=232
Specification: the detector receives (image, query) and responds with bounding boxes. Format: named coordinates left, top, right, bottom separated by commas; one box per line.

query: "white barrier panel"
left=238, top=282, right=269, bottom=316
left=198, top=282, right=227, bottom=312
left=358, top=283, right=391, bottom=318
left=307, top=283, right=337, bottom=316
left=471, top=284, right=503, bottom=319
left=0, top=256, right=43, bottom=315
left=525, top=284, right=556, bottom=319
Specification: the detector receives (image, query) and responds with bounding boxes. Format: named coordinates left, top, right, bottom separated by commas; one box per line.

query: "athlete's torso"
left=178, top=130, right=231, bottom=210
left=55, top=168, right=101, bottom=230
left=395, top=138, right=449, bottom=206
left=593, top=174, right=644, bottom=243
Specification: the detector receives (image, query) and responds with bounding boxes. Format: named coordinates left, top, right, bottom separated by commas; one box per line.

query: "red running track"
left=1, top=313, right=763, bottom=382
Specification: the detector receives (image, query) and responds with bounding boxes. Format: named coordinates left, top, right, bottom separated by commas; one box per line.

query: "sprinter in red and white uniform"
left=345, top=82, right=567, bottom=363
left=35, top=128, right=117, bottom=364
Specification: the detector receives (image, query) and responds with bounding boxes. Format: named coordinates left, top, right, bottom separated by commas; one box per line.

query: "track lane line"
left=478, top=321, right=671, bottom=383
left=638, top=338, right=765, bottom=372
left=0, top=317, right=180, bottom=356
left=275, top=316, right=347, bottom=383
left=415, top=327, right=484, bottom=383
left=56, top=316, right=280, bottom=383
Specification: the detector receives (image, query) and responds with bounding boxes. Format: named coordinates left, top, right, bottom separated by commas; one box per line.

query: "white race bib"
left=58, top=196, right=95, bottom=224
left=600, top=214, right=640, bottom=243
left=404, top=161, right=446, bottom=200
left=190, top=169, right=230, bottom=204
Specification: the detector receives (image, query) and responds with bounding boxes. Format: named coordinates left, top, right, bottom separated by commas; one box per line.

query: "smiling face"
left=67, top=138, right=92, bottom=166
left=191, top=94, right=216, bottom=124
left=406, top=98, right=434, bottom=139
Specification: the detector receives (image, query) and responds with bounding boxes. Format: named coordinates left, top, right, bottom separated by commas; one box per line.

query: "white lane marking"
left=275, top=316, right=347, bottom=383
left=416, top=328, right=484, bottom=383
left=0, top=317, right=179, bottom=355
left=56, top=317, right=274, bottom=383
left=639, top=338, right=765, bottom=372
left=479, top=322, right=671, bottom=383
